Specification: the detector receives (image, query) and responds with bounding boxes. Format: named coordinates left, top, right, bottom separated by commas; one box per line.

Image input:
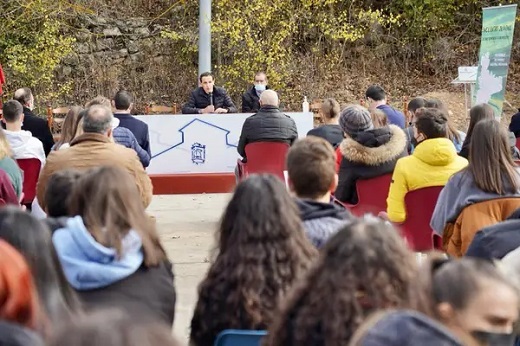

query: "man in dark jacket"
left=287, top=136, right=353, bottom=247
left=365, top=85, right=406, bottom=129
left=241, top=71, right=268, bottom=113
left=237, top=90, right=297, bottom=162
left=13, top=88, right=54, bottom=155
left=182, top=72, right=237, bottom=114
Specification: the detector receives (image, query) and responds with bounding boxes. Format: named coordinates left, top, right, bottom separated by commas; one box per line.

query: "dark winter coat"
left=113, top=113, right=151, bottom=159
left=0, top=322, right=44, bottom=346
left=241, top=86, right=265, bottom=113
left=335, top=125, right=407, bottom=204
left=307, top=124, right=344, bottom=148
left=296, top=199, right=353, bottom=247
left=21, top=107, right=55, bottom=156
left=113, top=126, right=151, bottom=167
left=182, top=86, right=237, bottom=114
left=509, top=109, right=520, bottom=137
left=237, top=105, right=298, bottom=161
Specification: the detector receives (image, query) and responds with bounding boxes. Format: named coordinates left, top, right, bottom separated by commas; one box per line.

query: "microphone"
left=209, top=92, right=213, bottom=106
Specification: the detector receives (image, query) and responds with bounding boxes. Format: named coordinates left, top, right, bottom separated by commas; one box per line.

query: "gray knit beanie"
left=339, top=104, right=374, bottom=136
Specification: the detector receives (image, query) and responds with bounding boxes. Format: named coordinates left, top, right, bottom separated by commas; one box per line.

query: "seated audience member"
left=13, top=87, right=54, bottom=155
left=2, top=100, right=45, bottom=164
left=242, top=71, right=269, bottom=113
left=431, top=119, right=520, bottom=256
left=335, top=105, right=407, bottom=205
left=182, top=72, right=238, bottom=114
left=111, top=91, right=151, bottom=158
left=53, top=106, right=83, bottom=150
left=386, top=108, right=468, bottom=223
left=190, top=175, right=316, bottom=346
left=404, top=97, right=427, bottom=153
left=509, top=107, right=520, bottom=137
left=0, top=239, right=45, bottom=346
left=265, top=219, right=416, bottom=346
left=0, top=207, right=82, bottom=324
left=0, top=129, right=23, bottom=198
left=307, top=98, right=344, bottom=148
left=88, top=96, right=150, bottom=167
left=49, top=309, right=181, bottom=346
left=52, top=166, right=175, bottom=325
left=237, top=89, right=298, bottom=162
left=370, top=108, right=387, bottom=128
left=36, top=105, right=153, bottom=211
left=350, top=310, right=463, bottom=346
left=407, top=257, right=518, bottom=346
left=44, top=170, right=82, bottom=230
left=365, top=85, right=405, bottom=128
left=425, top=99, right=465, bottom=152
left=460, top=103, right=519, bottom=160
left=287, top=136, right=353, bottom=247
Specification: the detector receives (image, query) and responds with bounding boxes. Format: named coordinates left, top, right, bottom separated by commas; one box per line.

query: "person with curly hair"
left=189, top=174, right=317, bottom=346
left=264, top=219, right=417, bottom=346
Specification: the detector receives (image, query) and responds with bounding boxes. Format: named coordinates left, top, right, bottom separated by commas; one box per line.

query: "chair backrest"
left=244, top=142, right=290, bottom=180
left=214, top=330, right=267, bottom=346
left=348, top=174, right=393, bottom=216
left=400, top=185, right=444, bottom=252
left=145, top=103, right=178, bottom=115
left=16, top=158, right=42, bottom=204
left=516, top=137, right=520, bottom=150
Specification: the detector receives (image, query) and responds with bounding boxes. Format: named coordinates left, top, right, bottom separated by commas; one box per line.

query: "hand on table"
left=202, top=105, right=215, bottom=114
left=215, top=108, right=228, bottom=114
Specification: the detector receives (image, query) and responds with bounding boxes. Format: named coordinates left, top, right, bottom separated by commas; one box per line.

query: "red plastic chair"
left=398, top=186, right=444, bottom=252
left=16, top=158, right=42, bottom=205
left=516, top=137, right=520, bottom=150
left=342, top=174, right=393, bottom=217
left=237, top=142, right=290, bottom=180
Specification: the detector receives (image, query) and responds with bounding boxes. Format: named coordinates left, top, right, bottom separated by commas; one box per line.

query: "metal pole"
left=198, top=0, right=212, bottom=80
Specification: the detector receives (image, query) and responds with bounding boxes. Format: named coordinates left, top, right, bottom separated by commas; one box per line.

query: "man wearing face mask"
left=12, top=87, right=54, bottom=156
left=182, top=72, right=237, bottom=114
left=241, top=72, right=269, bottom=113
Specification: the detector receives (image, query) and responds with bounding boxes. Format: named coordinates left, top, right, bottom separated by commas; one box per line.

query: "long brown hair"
left=466, top=119, right=519, bottom=194
left=190, top=174, right=317, bottom=346
left=55, top=106, right=83, bottom=150
left=425, top=98, right=461, bottom=143
left=69, top=166, right=166, bottom=266
left=265, top=219, right=416, bottom=346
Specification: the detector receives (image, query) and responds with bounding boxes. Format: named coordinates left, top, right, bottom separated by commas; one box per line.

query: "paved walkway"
left=147, top=194, right=229, bottom=340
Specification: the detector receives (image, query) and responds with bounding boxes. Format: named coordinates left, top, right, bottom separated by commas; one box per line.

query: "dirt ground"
left=147, top=194, right=230, bottom=342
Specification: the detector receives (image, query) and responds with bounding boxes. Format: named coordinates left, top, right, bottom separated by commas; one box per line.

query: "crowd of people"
left=1, top=74, right=520, bottom=346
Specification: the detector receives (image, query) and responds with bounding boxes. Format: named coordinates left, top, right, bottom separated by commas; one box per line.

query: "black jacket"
left=335, top=125, right=407, bottom=204
left=182, top=86, right=237, bottom=114
left=22, top=108, right=54, bottom=156
left=460, top=131, right=520, bottom=160
left=113, top=113, right=151, bottom=158
left=0, top=322, right=43, bottom=346
left=307, top=124, right=344, bottom=148
left=237, top=106, right=298, bottom=161
left=77, top=261, right=176, bottom=326
left=509, top=109, right=520, bottom=137
left=241, top=86, right=264, bottom=113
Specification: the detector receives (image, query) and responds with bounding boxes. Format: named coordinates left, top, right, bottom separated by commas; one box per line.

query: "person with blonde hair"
left=307, top=98, right=344, bottom=148
left=0, top=129, right=23, bottom=198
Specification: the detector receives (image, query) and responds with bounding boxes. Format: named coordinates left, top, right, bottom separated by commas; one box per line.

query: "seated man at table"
left=237, top=90, right=297, bottom=163
left=241, top=71, right=269, bottom=113
left=182, top=72, right=237, bottom=114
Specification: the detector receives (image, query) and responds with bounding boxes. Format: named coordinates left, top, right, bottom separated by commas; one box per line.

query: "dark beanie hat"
left=339, top=105, right=374, bottom=137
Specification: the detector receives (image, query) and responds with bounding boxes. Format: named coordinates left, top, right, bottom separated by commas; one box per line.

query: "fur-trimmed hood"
left=339, top=125, right=406, bottom=165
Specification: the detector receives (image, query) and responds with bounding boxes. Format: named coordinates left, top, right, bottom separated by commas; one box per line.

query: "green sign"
left=474, top=4, right=517, bottom=116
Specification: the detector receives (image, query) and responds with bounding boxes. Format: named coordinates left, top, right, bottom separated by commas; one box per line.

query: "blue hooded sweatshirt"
left=52, top=216, right=144, bottom=290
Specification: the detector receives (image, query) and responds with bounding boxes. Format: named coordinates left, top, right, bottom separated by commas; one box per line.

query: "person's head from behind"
left=266, top=219, right=416, bottom=345
left=425, top=98, right=449, bottom=112
left=467, top=103, right=495, bottom=139
left=86, top=96, right=111, bottom=109
left=0, top=207, right=81, bottom=323
left=82, top=105, right=113, bottom=137
left=259, top=89, right=279, bottom=108
left=339, top=104, right=374, bottom=138
left=44, top=170, right=82, bottom=218
left=69, top=166, right=165, bottom=267
left=287, top=137, right=337, bottom=202
left=112, top=90, right=133, bottom=112
left=468, top=119, right=518, bottom=195
left=407, top=97, right=427, bottom=123
left=254, top=71, right=268, bottom=92
left=0, top=239, right=42, bottom=330
left=56, top=106, right=83, bottom=149
left=413, top=107, right=448, bottom=143
left=48, top=309, right=181, bottom=346
left=410, top=257, right=518, bottom=346
left=13, top=87, right=34, bottom=109
left=2, top=100, right=24, bottom=126
left=199, top=72, right=214, bottom=94
left=0, top=128, right=13, bottom=159
left=370, top=109, right=387, bottom=128
left=365, top=85, right=386, bottom=110
left=320, top=98, right=340, bottom=123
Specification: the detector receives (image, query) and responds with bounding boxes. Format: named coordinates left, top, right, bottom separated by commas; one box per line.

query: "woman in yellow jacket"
left=386, top=108, right=468, bottom=222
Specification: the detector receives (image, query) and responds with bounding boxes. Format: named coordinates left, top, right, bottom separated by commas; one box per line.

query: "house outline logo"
left=191, top=142, right=206, bottom=164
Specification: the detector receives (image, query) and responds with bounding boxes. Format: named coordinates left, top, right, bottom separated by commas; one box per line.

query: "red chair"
left=516, top=137, right=520, bottom=150
left=342, top=174, right=393, bottom=217
left=398, top=186, right=444, bottom=252
left=237, top=142, right=290, bottom=180
left=16, top=158, right=42, bottom=205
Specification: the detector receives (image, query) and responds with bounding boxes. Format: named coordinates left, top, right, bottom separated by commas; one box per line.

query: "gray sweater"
left=430, top=169, right=520, bottom=235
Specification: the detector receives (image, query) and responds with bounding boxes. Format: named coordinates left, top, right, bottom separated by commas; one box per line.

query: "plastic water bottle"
left=302, top=96, right=310, bottom=113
